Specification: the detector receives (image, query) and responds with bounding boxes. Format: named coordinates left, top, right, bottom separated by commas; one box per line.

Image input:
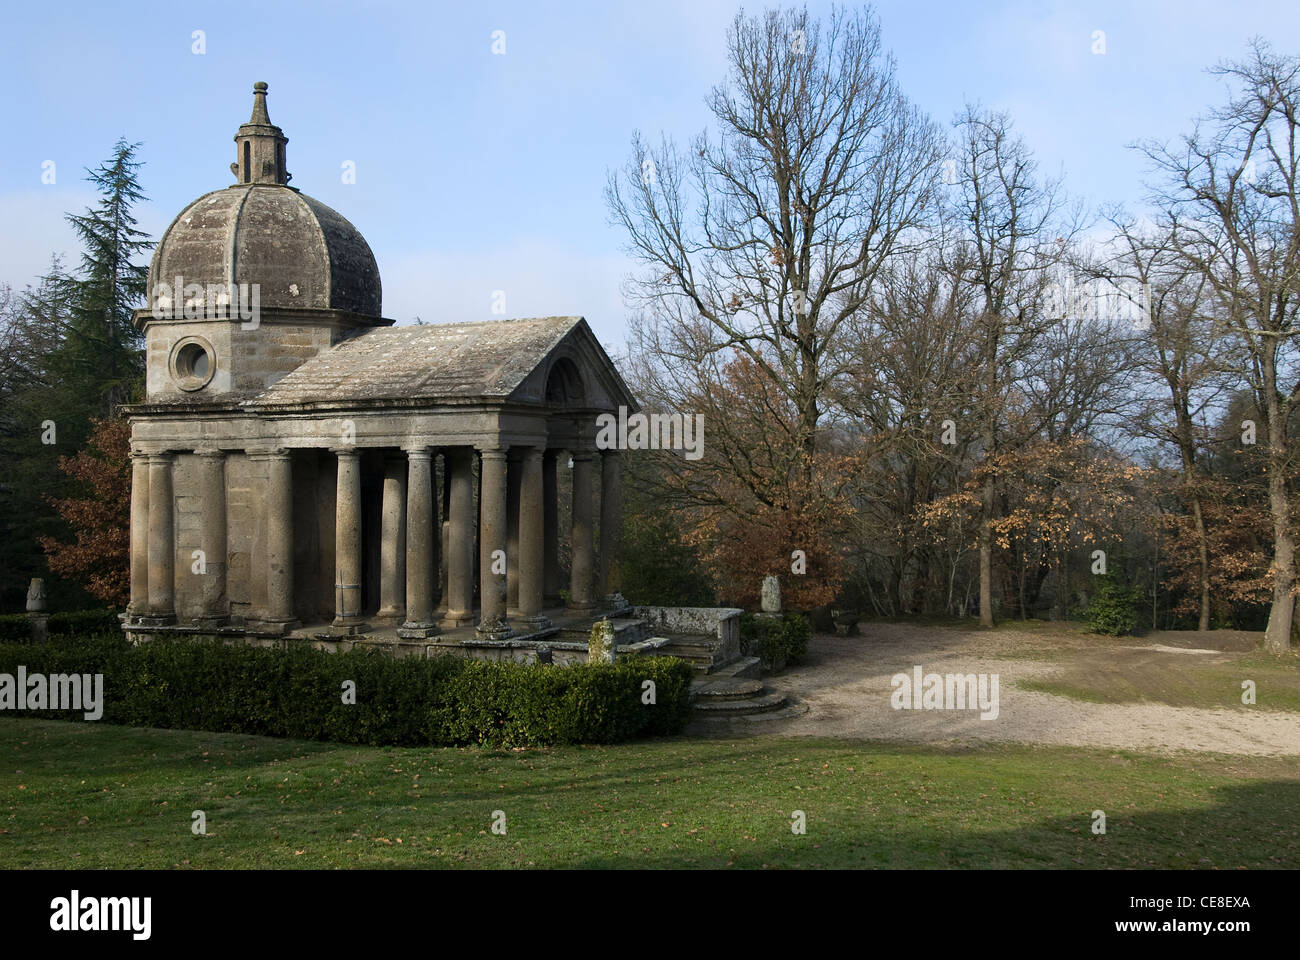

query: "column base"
left=375, top=607, right=406, bottom=624
left=137, top=614, right=177, bottom=627
left=565, top=600, right=597, bottom=613
left=602, top=593, right=630, bottom=615
left=397, top=621, right=439, bottom=639
left=250, top=618, right=299, bottom=636
left=329, top=617, right=370, bottom=636
left=440, top=610, right=475, bottom=629
left=191, top=616, right=231, bottom=629
left=520, top=615, right=553, bottom=631
left=475, top=617, right=514, bottom=641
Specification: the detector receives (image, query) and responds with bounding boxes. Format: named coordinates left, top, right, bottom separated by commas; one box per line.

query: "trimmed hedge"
left=0, top=609, right=121, bottom=642
left=0, top=635, right=694, bottom=747
left=739, top=611, right=811, bottom=671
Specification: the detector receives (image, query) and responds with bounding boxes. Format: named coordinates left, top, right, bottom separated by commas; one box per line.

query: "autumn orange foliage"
left=39, top=416, right=131, bottom=608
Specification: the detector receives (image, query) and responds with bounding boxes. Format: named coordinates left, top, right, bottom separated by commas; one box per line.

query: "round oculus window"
left=169, top=338, right=216, bottom=391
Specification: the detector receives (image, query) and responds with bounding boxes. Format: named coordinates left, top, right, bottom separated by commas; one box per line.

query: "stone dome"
left=149, top=185, right=382, bottom=318
left=147, top=82, right=382, bottom=320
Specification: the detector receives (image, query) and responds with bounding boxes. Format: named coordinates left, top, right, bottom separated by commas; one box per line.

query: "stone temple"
left=123, top=81, right=654, bottom=655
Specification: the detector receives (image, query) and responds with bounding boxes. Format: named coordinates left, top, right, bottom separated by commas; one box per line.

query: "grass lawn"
left=3, top=718, right=1297, bottom=869
left=1017, top=650, right=1300, bottom=712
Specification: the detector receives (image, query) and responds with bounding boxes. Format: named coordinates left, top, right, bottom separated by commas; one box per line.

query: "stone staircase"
left=688, top=656, right=807, bottom=721
left=567, top=610, right=807, bottom=722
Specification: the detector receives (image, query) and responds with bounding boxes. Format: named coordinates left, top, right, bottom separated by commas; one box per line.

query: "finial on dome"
left=233, top=81, right=290, bottom=186
left=250, top=81, right=272, bottom=125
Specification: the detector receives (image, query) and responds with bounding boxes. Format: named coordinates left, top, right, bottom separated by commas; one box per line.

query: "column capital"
left=478, top=446, right=508, bottom=461
left=147, top=451, right=176, bottom=464
left=331, top=446, right=362, bottom=460
left=194, top=448, right=227, bottom=459
left=570, top=449, right=596, bottom=463
left=402, top=445, right=433, bottom=460
left=263, top=447, right=292, bottom=461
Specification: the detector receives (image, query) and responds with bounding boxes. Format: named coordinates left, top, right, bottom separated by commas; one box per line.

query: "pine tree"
left=50, top=137, right=151, bottom=415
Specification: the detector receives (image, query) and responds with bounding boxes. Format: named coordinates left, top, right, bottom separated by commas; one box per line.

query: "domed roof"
left=149, top=185, right=382, bottom=317
left=146, top=82, right=382, bottom=319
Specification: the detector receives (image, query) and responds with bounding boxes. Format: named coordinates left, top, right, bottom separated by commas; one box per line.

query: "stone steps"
left=691, top=689, right=790, bottom=715
left=708, top=656, right=761, bottom=679
left=693, top=677, right=764, bottom=701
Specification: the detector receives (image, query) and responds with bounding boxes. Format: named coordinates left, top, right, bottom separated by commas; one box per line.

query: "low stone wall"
left=123, top=605, right=746, bottom=667
left=633, top=605, right=744, bottom=663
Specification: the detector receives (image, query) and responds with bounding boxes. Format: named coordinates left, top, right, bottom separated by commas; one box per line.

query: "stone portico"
left=123, top=83, right=635, bottom=653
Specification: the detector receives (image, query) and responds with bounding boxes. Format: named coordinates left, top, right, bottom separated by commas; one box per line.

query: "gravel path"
left=729, top=623, right=1300, bottom=757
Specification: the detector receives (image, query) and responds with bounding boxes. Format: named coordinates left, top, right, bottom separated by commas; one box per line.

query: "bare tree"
left=607, top=4, right=944, bottom=499
left=949, top=105, right=1081, bottom=626
left=1142, top=40, right=1300, bottom=651
left=1088, top=214, right=1227, bottom=630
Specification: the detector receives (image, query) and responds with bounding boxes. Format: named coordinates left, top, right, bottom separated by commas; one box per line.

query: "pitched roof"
left=247, top=316, right=604, bottom=406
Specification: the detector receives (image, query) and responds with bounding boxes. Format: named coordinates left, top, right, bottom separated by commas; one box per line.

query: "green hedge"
left=739, top=611, right=811, bottom=671
left=0, top=636, right=694, bottom=747
left=0, top=609, right=121, bottom=642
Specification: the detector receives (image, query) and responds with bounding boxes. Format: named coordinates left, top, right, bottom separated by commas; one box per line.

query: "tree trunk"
left=1263, top=354, right=1294, bottom=653
left=1189, top=495, right=1211, bottom=632
left=978, top=493, right=993, bottom=627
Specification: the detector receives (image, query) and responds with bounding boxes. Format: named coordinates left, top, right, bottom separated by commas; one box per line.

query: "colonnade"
left=127, top=443, right=625, bottom=638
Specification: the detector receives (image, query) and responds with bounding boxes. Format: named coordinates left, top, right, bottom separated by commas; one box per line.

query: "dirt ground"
left=723, top=622, right=1300, bottom=757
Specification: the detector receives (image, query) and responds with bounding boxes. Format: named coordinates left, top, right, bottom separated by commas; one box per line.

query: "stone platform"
left=123, top=603, right=749, bottom=672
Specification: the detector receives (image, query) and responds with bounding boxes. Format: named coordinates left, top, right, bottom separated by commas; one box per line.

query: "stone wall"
left=632, top=605, right=744, bottom=662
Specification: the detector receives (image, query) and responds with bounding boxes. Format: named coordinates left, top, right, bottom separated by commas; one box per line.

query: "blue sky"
left=1, top=0, right=1297, bottom=349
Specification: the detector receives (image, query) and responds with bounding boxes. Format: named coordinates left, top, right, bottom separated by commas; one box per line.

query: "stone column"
left=441, top=448, right=475, bottom=628
left=249, top=457, right=269, bottom=622
left=377, top=454, right=407, bottom=622
left=400, top=447, right=438, bottom=638
left=332, top=448, right=367, bottom=632
left=543, top=449, right=561, bottom=603
left=568, top=449, right=596, bottom=610
left=506, top=450, right=522, bottom=614
left=599, top=449, right=625, bottom=606
left=145, top=453, right=176, bottom=624
left=265, top=449, right=296, bottom=629
left=128, top=452, right=150, bottom=620
left=195, top=450, right=228, bottom=625
left=477, top=446, right=512, bottom=638
left=518, top=447, right=548, bottom=626
left=439, top=455, right=450, bottom=609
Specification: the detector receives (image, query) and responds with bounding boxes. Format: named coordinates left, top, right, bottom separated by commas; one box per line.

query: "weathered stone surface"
left=588, top=618, right=617, bottom=664
left=761, top=575, right=781, bottom=613
left=25, top=578, right=46, bottom=613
